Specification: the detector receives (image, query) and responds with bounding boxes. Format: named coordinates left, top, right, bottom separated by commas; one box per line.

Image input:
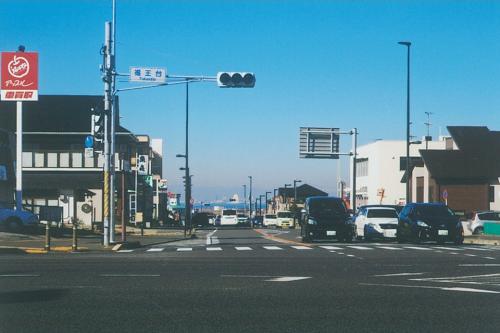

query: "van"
left=220, top=209, right=238, bottom=226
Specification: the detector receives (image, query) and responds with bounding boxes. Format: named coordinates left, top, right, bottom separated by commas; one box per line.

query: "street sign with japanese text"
left=1, top=51, right=38, bottom=101
left=130, top=67, right=166, bottom=83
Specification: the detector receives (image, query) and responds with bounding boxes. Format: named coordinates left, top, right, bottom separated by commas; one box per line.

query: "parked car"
left=354, top=206, right=398, bottom=241
left=276, top=211, right=295, bottom=228
left=300, top=196, right=355, bottom=242
left=469, top=211, right=500, bottom=234
left=263, top=214, right=278, bottom=227
left=397, top=203, right=464, bottom=245
left=0, top=202, right=39, bottom=232
left=356, top=204, right=403, bottom=216
left=251, top=216, right=263, bottom=227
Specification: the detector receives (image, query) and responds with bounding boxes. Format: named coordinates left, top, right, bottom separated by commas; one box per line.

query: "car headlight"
left=416, top=221, right=429, bottom=228
left=307, top=219, right=317, bottom=225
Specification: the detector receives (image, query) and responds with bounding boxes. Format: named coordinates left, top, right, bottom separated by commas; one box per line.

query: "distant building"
left=274, top=184, right=328, bottom=212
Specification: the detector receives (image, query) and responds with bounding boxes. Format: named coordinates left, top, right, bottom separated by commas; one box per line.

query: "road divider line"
left=146, top=248, right=165, bottom=252
left=374, top=272, right=427, bottom=277
left=100, top=274, right=160, bottom=277
left=206, top=247, right=223, bottom=251
left=235, top=247, right=253, bottom=251
left=263, top=246, right=283, bottom=250
left=404, top=246, right=432, bottom=251
left=359, top=282, right=500, bottom=294
left=291, top=246, right=313, bottom=250
left=320, top=246, right=343, bottom=250
left=117, top=250, right=134, bottom=253
left=347, top=246, right=373, bottom=250
left=0, top=274, right=40, bottom=277
left=177, top=248, right=193, bottom=252
left=376, top=246, right=403, bottom=250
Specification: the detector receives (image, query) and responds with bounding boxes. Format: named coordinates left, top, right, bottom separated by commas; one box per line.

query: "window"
left=47, top=153, right=58, bottom=167
left=356, top=158, right=368, bottom=177
left=489, top=186, right=495, bottom=203
left=367, top=209, right=398, bottom=218
left=59, top=153, right=70, bottom=167
left=72, top=153, right=82, bottom=167
left=22, top=152, right=33, bottom=167
left=34, top=153, right=45, bottom=167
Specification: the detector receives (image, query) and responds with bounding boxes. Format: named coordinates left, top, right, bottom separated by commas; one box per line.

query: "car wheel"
left=473, top=227, right=484, bottom=235
left=396, top=228, right=404, bottom=244
left=454, top=237, right=464, bottom=245
left=6, top=218, right=22, bottom=233
left=414, top=230, right=422, bottom=244
left=364, top=226, right=371, bottom=242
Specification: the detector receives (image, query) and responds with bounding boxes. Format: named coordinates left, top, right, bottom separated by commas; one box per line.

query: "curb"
left=464, top=238, right=500, bottom=246
left=0, top=247, right=28, bottom=254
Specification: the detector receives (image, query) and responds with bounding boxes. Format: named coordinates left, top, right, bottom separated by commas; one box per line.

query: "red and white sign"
left=1, top=51, right=38, bottom=101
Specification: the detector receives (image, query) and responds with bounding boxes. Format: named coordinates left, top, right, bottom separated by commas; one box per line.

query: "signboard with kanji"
left=1, top=52, right=38, bottom=101
left=130, top=67, right=166, bottom=83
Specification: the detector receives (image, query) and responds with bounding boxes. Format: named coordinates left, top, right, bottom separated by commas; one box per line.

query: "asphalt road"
left=1, top=227, right=500, bottom=333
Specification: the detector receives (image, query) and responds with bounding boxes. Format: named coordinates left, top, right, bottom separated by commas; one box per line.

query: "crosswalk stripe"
left=177, top=248, right=192, bottom=252
left=235, top=247, right=253, bottom=251
left=291, top=246, right=313, bottom=250
left=146, top=248, right=165, bottom=252
left=347, top=246, right=373, bottom=250
left=404, top=246, right=432, bottom=251
left=463, top=247, right=491, bottom=251
left=263, top=246, right=283, bottom=250
left=319, top=246, right=343, bottom=250
left=433, top=247, right=463, bottom=251
left=206, top=247, right=223, bottom=251
left=117, top=250, right=134, bottom=253
left=377, top=246, right=402, bottom=250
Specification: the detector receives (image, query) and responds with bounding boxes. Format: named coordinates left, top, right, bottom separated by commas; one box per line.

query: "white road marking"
left=463, top=247, right=491, bottom=251
left=374, top=272, right=427, bottom=277
left=206, top=229, right=218, bottom=245
left=465, top=254, right=477, bottom=257
left=117, top=250, right=134, bottom=253
left=459, top=264, right=500, bottom=267
left=263, top=246, right=283, bottom=250
left=346, top=254, right=356, bottom=257
left=0, top=274, right=40, bottom=277
left=100, top=274, right=160, bottom=277
left=177, top=248, right=193, bottom=252
left=347, top=246, right=373, bottom=250
left=411, top=273, right=500, bottom=286
left=404, top=246, right=432, bottom=251
left=235, top=247, right=253, bottom=251
left=291, top=246, right=312, bottom=250
left=206, top=247, right=222, bottom=251
left=265, top=276, right=311, bottom=282
left=484, top=257, right=496, bottom=260
left=320, top=246, right=343, bottom=250
left=146, top=248, right=165, bottom=252
left=377, top=246, right=402, bottom=250
left=449, top=252, right=459, bottom=255
left=433, top=246, right=463, bottom=251
left=359, top=282, right=500, bottom=294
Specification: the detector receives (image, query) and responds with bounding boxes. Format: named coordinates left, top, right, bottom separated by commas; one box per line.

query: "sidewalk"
left=463, top=234, right=500, bottom=246
left=0, top=227, right=195, bottom=254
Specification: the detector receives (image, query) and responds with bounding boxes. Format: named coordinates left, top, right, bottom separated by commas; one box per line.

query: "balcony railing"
left=22, top=151, right=131, bottom=171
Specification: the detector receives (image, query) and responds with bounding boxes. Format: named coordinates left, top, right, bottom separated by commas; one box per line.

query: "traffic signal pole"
left=102, top=21, right=112, bottom=247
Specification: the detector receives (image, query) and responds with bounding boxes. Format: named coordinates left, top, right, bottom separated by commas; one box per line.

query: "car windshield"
left=265, top=215, right=276, bottom=219
left=223, top=210, right=236, bottom=216
left=416, top=206, right=454, bottom=218
left=237, top=214, right=246, bottom=218
left=367, top=209, right=398, bottom=218
left=277, top=212, right=293, bottom=218
left=478, top=212, right=500, bottom=221
left=309, top=199, right=346, bottom=215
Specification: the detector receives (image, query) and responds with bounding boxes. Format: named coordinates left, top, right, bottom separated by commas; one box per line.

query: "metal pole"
left=121, top=171, right=126, bottom=242
left=249, top=176, right=253, bottom=218
left=15, top=101, right=22, bottom=211
left=44, top=222, right=50, bottom=251
left=109, top=0, right=117, bottom=244
left=258, top=196, right=262, bottom=216
left=406, top=44, right=411, bottom=204
left=184, top=81, right=191, bottom=236
left=103, top=21, right=112, bottom=247
left=243, top=185, right=247, bottom=215
left=72, top=222, right=78, bottom=251
left=273, top=189, right=277, bottom=213
left=254, top=198, right=258, bottom=217
left=351, top=128, right=358, bottom=210
left=265, top=192, right=270, bottom=214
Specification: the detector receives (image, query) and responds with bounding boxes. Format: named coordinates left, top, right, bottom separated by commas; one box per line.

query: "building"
left=274, top=184, right=328, bottom=212
left=0, top=95, right=163, bottom=229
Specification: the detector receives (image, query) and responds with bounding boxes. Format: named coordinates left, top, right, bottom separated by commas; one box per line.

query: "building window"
left=489, top=186, right=495, bottom=203
left=34, top=153, right=45, bottom=168
left=84, top=155, right=94, bottom=168
left=22, top=152, right=33, bottom=167
left=60, top=153, right=70, bottom=167
left=356, top=158, right=368, bottom=177
left=72, top=153, right=82, bottom=168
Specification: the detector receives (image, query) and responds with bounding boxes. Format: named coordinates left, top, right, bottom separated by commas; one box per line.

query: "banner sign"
left=1, top=52, right=38, bottom=101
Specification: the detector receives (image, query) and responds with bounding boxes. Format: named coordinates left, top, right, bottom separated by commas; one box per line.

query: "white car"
left=263, top=214, right=278, bottom=227
left=220, top=209, right=238, bottom=226
left=469, top=211, right=500, bottom=234
left=355, top=206, right=399, bottom=241
left=276, top=211, right=295, bottom=228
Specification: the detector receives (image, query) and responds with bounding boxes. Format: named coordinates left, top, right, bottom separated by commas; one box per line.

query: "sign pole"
left=15, top=101, right=22, bottom=210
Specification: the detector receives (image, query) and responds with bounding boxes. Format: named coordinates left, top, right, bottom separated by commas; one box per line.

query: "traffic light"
left=90, top=108, right=105, bottom=152
left=217, top=72, right=255, bottom=88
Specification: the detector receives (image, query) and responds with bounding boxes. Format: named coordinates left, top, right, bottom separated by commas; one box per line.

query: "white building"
left=353, top=137, right=451, bottom=207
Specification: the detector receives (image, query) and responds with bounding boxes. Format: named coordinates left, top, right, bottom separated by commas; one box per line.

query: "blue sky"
left=2, top=1, right=500, bottom=201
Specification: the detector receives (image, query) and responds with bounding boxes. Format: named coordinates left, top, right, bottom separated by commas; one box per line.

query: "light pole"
left=273, top=188, right=278, bottom=213
left=265, top=191, right=271, bottom=214
left=242, top=184, right=247, bottom=215
left=399, top=41, right=411, bottom=204
left=248, top=176, right=253, bottom=218
left=259, top=195, right=265, bottom=216
left=293, top=180, right=302, bottom=224
left=284, top=184, right=292, bottom=210
left=176, top=155, right=189, bottom=237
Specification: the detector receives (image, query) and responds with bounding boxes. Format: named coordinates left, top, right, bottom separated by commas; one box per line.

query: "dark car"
left=191, top=212, right=215, bottom=228
left=251, top=216, right=263, bottom=227
left=300, top=196, right=355, bottom=242
left=397, top=203, right=464, bottom=245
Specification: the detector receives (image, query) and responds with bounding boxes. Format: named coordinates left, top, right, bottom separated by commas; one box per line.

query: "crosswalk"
left=117, top=244, right=500, bottom=255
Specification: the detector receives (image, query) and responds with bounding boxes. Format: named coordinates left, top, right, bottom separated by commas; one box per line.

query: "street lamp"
left=248, top=176, right=253, bottom=219
left=284, top=184, right=292, bottom=209
left=265, top=191, right=271, bottom=214
left=398, top=41, right=411, bottom=204
left=273, top=188, right=278, bottom=213
left=176, top=152, right=190, bottom=237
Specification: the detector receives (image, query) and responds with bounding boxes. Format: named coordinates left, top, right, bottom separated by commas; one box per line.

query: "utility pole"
left=102, top=21, right=112, bottom=247
left=398, top=41, right=411, bottom=205
left=248, top=176, right=253, bottom=218
left=109, top=0, right=117, bottom=244
left=351, top=128, right=358, bottom=211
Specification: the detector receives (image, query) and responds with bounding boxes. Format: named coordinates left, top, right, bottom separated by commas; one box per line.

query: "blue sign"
left=85, top=135, right=94, bottom=148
